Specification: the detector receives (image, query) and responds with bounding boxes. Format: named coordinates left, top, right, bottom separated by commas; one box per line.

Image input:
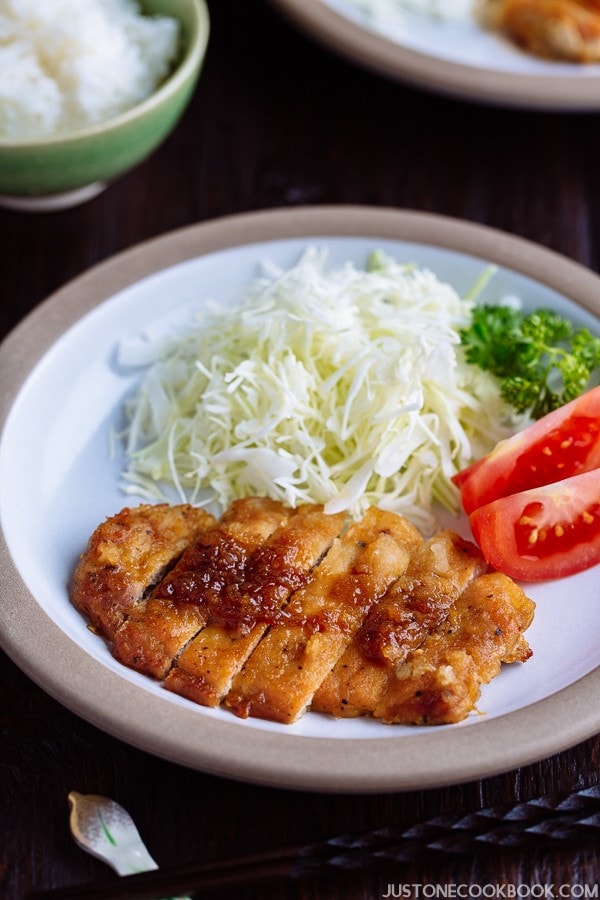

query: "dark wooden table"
left=2, top=1, right=600, bottom=897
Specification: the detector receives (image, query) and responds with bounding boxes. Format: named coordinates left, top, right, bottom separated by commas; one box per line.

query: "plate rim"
left=2, top=204, right=600, bottom=793
left=267, top=0, right=600, bottom=111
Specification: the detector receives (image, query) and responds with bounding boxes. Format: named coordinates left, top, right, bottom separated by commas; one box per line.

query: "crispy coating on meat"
left=375, top=572, right=535, bottom=725
left=225, top=508, right=423, bottom=724
left=164, top=505, right=345, bottom=707
left=71, top=504, right=216, bottom=639
left=72, top=501, right=536, bottom=727
left=312, top=531, right=487, bottom=719
left=112, top=497, right=292, bottom=679
left=478, top=0, right=600, bottom=61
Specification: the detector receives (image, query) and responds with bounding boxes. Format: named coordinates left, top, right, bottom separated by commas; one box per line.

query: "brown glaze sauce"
left=151, top=537, right=382, bottom=635
left=356, top=574, right=457, bottom=665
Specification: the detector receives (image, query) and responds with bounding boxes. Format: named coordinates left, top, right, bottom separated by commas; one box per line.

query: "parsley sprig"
left=460, top=305, right=600, bottom=419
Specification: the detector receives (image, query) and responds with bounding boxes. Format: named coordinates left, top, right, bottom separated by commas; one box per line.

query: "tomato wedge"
left=453, top=385, right=600, bottom=515
left=469, top=468, right=600, bottom=581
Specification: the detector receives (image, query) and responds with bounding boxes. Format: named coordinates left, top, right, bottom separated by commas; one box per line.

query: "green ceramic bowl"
left=0, top=0, right=209, bottom=211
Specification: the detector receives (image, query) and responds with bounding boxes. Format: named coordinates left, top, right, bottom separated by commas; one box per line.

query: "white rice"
left=0, top=0, right=180, bottom=139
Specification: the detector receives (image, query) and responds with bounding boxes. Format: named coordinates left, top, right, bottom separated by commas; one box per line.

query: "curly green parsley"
left=460, top=305, right=600, bottom=419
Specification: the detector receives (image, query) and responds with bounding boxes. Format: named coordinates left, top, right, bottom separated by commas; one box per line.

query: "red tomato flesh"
left=453, top=385, right=600, bottom=515
left=469, top=468, right=600, bottom=582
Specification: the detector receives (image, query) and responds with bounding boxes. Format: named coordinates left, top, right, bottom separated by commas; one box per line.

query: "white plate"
left=1, top=206, right=600, bottom=792
left=269, top=0, right=600, bottom=110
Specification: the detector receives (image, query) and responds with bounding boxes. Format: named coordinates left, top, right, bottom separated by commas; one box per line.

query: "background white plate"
left=269, top=0, right=600, bottom=110
left=1, top=206, right=600, bottom=791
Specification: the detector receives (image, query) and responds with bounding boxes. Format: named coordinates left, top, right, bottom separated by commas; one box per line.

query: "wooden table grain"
left=2, top=1, right=600, bottom=897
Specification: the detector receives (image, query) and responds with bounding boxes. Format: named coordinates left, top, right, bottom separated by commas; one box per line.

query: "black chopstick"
left=28, top=782, right=600, bottom=899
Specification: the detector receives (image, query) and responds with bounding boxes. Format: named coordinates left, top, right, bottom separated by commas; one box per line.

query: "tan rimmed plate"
left=269, top=0, right=600, bottom=111
left=1, top=206, right=600, bottom=792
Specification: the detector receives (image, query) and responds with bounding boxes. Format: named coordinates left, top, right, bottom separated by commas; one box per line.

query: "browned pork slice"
left=164, top=505, right=346, bottom=707
left=112, top=497, right=292, bottom=679
left=71, top=504, right=216, bottom=640
left=479, top=0, right=600, bottom=63
left=312, top=531, right=487, bottom=718
left=226, top=507, right=422, bottom=724
left=375, top=571, right=535, bottom=725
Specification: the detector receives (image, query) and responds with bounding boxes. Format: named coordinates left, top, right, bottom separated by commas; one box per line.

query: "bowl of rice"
left=0, top=0, right=210, bottom=211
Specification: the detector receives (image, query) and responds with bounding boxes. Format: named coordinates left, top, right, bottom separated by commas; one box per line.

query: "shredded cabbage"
left=338, top=0, right=473, bottom=25
left=119, top=248, right=513, bottom=532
